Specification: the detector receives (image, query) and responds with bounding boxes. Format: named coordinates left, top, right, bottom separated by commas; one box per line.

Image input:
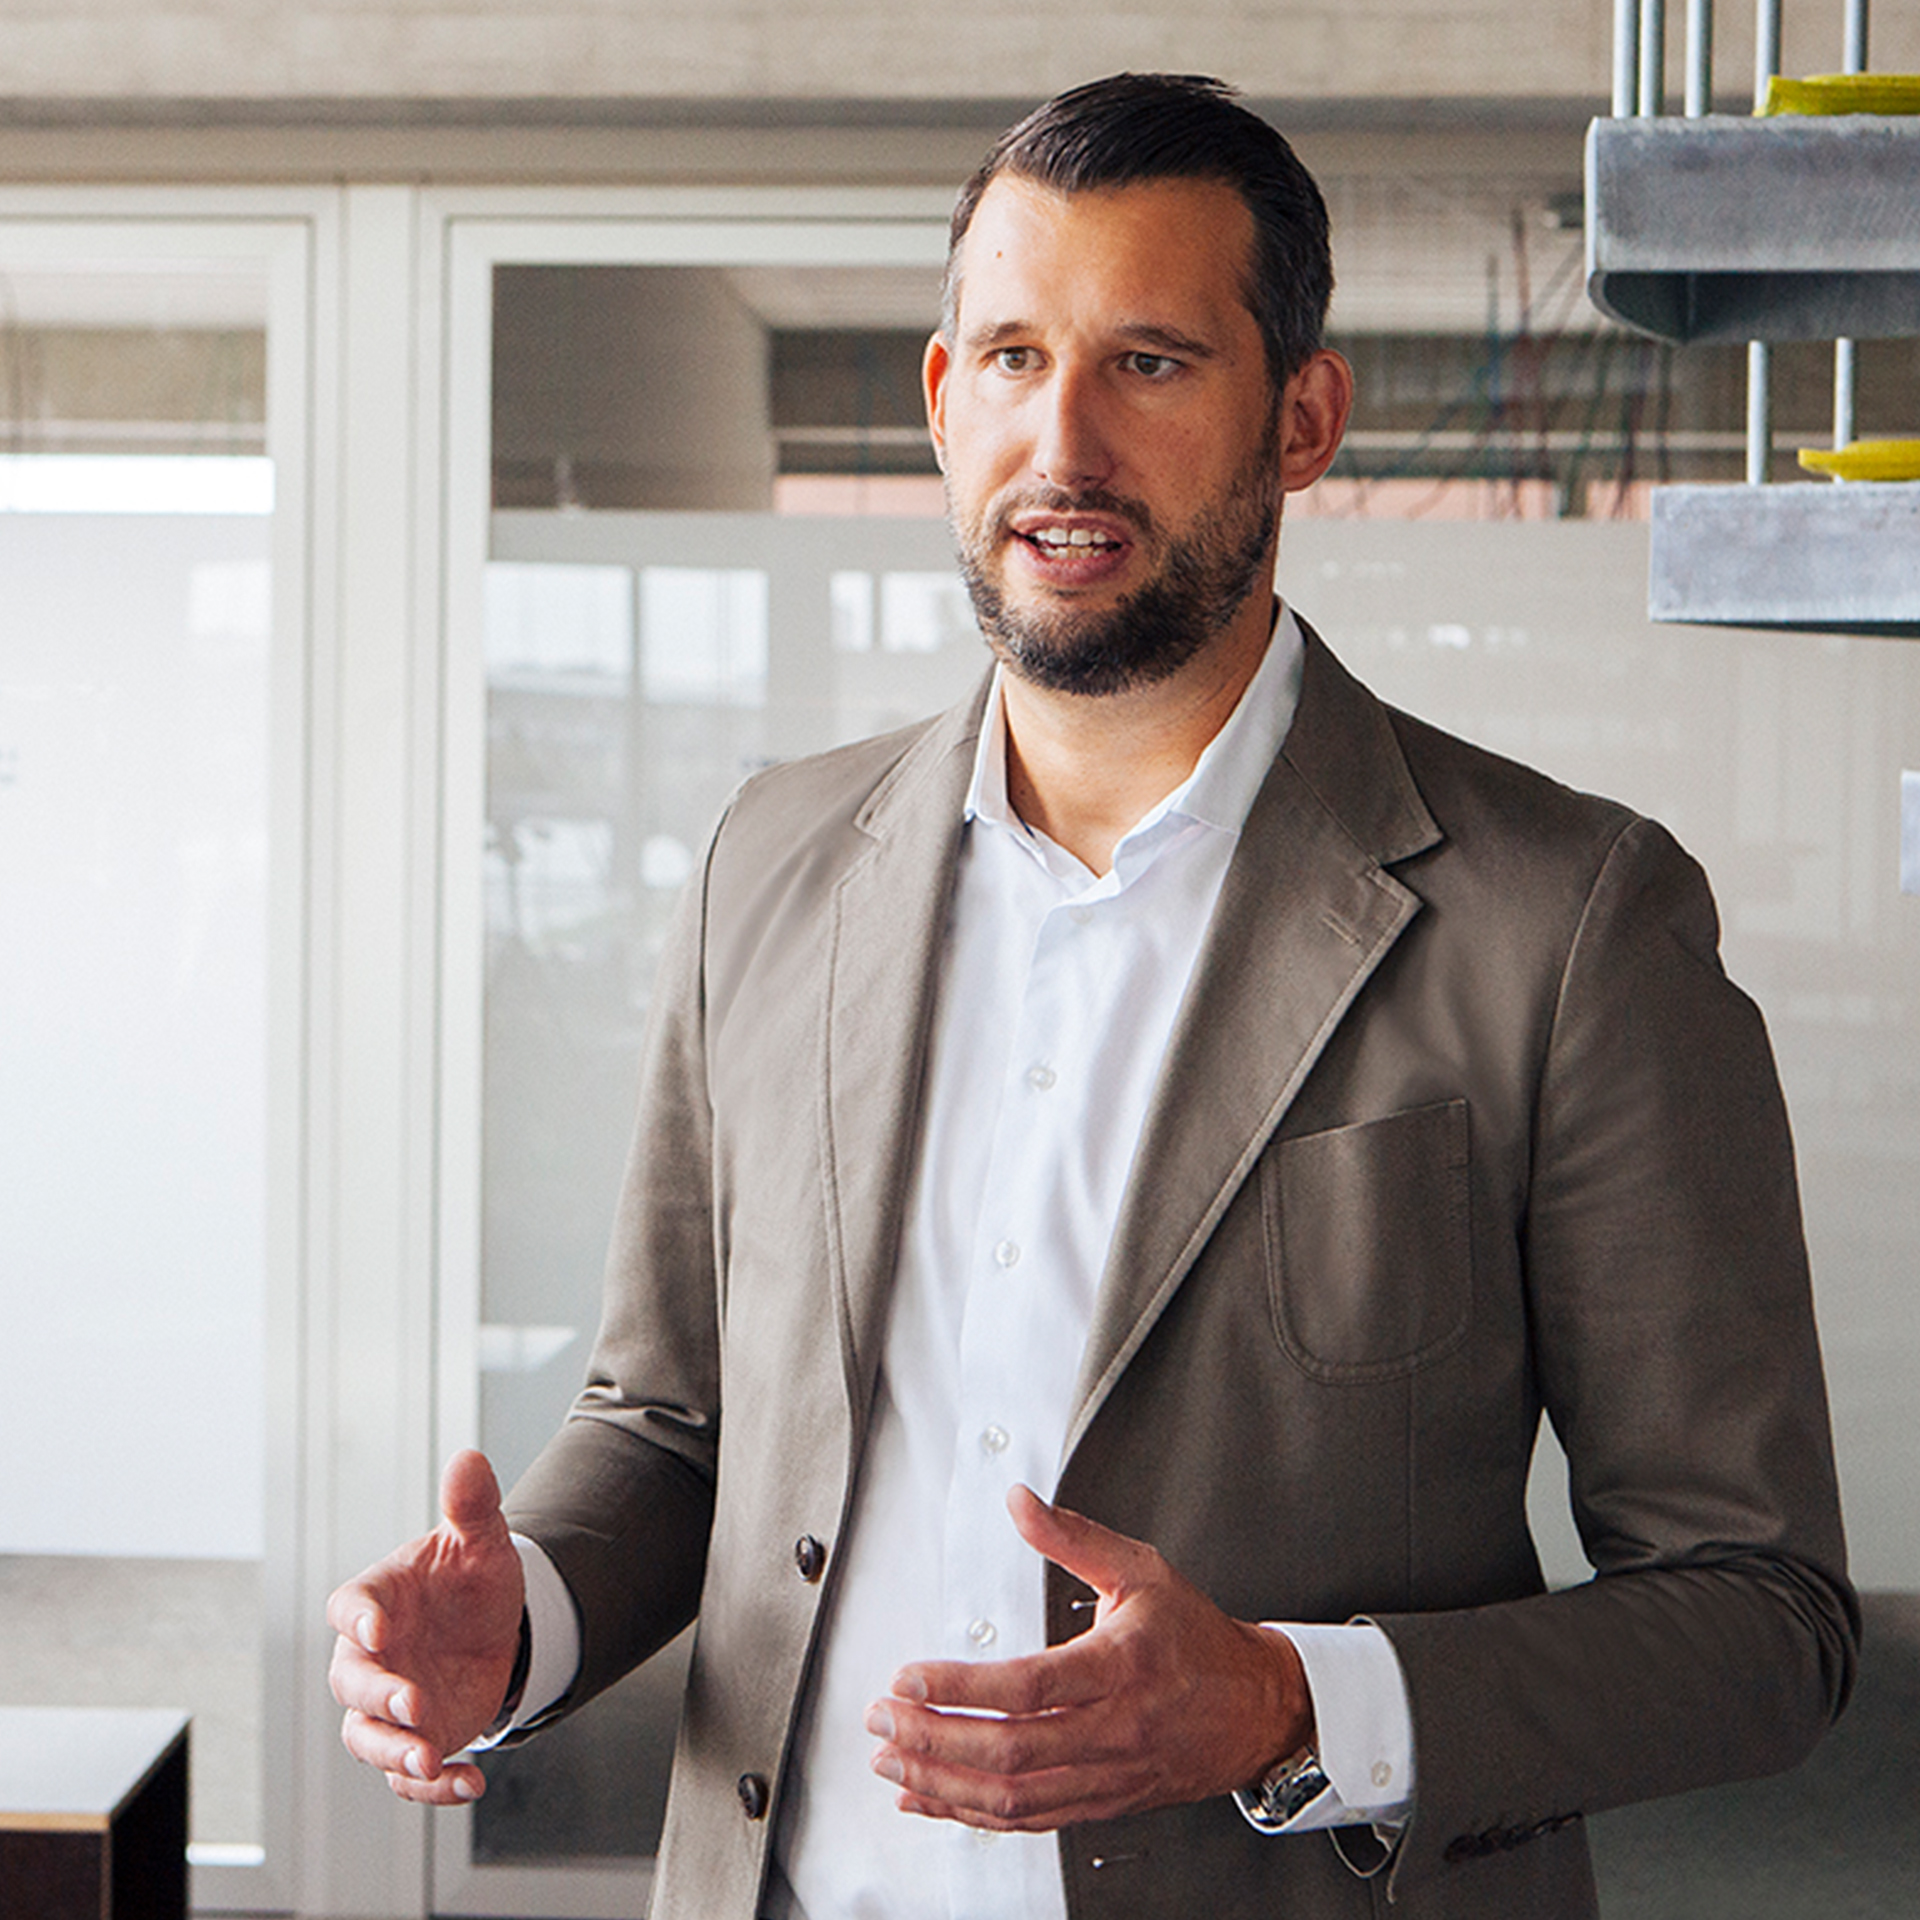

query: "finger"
left=877, top=1748, right=1146, bottom=1832
left=888, top=1627, right=1117, bottom=1717
left=867, top=1692, right=1122, bottom=1778
left=327, top=1636, right=415, bottom=1722
left=1005, top=1485, right=1158, bottom=1601
left=383, top=1758, right=486, bottom=1807
left=325, top=1580, right=387, bottom=1654
left=894, top=1787, right=1134, bottom=1832
left=891, top=1783, right=1037, bottom=1832
left=341, top=1707, right=449, bottom=1784
left=438, top=1449, right=508, bottom=1546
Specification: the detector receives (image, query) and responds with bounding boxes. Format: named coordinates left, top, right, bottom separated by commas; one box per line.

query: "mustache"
left=987, top=486, right=1159, bottom=541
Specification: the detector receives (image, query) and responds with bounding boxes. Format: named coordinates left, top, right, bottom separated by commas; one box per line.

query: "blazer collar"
left=1066, top=626, right=1442, bottom=1454
left=821, top=685, right=987, bottom=1431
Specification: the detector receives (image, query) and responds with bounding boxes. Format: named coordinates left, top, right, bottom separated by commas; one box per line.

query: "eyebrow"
left=961, top=318, right=1221, bottom=361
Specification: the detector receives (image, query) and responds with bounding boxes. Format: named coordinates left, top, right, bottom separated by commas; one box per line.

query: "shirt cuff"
left=467, top=1533, right=583, bottom=1749
left=1242, top=1620, right=1415, bottom=1832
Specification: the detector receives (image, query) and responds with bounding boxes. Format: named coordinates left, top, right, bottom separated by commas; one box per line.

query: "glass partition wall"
left=439, top=213, right=1919, bottom=1919
left=0, top=214, right=310, bottom=1915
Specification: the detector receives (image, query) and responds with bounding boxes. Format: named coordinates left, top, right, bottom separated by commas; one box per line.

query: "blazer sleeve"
left=1372, top=815, right=1858, bottom=1895
left=501, top=809, right=729, bottom=1715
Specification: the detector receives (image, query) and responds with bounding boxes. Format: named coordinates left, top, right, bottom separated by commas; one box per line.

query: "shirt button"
left=737, top=1772, right=771, bottom=1820
left=1025, top=1063, right=1057, bottom=1091
left=1372, top=1761, right=1394, bottom=1789
left=967, top=1617, right=998, bottom=1649
left=993, top=1239, right=1021, bottom=1269
left=794, top=1535, right=827, bottom=1583
left=1070, top=906, right=1094, bottom=926
left=980, top=1424, right=1010, bottom=1456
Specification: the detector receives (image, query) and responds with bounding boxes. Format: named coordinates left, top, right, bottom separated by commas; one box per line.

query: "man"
left=330, top=74, right=1856, bottom=1918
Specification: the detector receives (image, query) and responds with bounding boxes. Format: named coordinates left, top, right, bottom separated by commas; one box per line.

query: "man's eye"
left=991, top=346, right=1035, bottom=373
left=1126, top=352, right=1179, bottom=379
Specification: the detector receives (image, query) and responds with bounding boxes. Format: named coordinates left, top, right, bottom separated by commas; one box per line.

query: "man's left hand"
left=865, top=1485, right=1314, bottom=1830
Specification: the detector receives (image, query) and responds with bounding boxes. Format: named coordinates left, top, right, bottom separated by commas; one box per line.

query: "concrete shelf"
left=1649, top=482, right=1920, bottom=635
left=1586, top=115, right=1920, bottom=343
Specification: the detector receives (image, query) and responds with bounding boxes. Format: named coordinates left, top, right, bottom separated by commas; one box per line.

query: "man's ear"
left=923, top=330, right=952, bottom=471
left=1277, top=349, right=1355, bottom=494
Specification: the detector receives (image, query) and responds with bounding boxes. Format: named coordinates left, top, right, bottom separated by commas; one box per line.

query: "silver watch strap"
left=1233, top=1749, right=1333, bottom=1832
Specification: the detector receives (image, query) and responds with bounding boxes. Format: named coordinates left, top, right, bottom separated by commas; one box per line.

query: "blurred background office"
left=2, top=2, right=1916, bottom=1913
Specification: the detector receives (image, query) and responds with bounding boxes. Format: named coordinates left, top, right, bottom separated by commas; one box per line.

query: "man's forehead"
left=952, top=172, right=1260, bottom=331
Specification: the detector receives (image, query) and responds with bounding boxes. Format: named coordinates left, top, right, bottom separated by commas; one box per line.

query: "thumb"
left=1006, top=1484, right=1155, bottom=1601
left=439, top=1449, right=508, bottom=1545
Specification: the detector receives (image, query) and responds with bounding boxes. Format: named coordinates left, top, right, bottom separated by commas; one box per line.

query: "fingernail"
left=452, top=1775, right=480, bottom=1802
left=865, top=1704, right=896, bottom=1741
left=873, top=1751, right=905, bottom=1786
left=355, top=1613, right=378, bottom=1652
left=892, top=1672, right=928, bottom=1703
left=404, top=1749, right=428, bottom=1780
left=388, top=1691, right=415, bottom=1729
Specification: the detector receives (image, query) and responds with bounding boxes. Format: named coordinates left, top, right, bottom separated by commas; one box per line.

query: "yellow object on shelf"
left=1797, top=440, right=1920, bottom=481
left=1760, top=74, right=1920, bottom=116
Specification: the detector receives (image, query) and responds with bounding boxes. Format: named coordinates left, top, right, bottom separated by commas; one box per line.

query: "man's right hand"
left=327, top=1449, right=527, bottom=1805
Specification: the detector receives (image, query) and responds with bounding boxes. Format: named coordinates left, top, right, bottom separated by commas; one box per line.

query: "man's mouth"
left=1003, top=509, right=1136, bottom=574
left=1022, top=525, right=1123, bottom=552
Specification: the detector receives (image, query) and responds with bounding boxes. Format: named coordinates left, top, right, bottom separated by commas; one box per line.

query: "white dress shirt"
left=502, top=608, right=1413, bottom=1916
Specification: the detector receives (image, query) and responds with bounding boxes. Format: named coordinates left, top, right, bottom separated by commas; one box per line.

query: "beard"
left=948, top=422, right=1282, bottom=698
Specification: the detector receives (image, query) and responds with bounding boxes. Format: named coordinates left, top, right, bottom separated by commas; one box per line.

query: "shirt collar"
left=963, top=601, right=1307, bottom=854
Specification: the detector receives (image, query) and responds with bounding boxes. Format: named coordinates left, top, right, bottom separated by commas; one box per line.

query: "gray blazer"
left=507, top=628, right=1856, bottom=1918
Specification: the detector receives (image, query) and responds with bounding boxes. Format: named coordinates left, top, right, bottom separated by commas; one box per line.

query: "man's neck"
left=999, top=599, right=1277, bottom=876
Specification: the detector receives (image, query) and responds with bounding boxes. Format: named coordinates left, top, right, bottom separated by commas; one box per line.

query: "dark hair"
left=943, top=73, right=1333, bottom=388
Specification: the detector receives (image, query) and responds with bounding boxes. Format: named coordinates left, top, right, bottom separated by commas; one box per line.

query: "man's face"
left=925, top=173, right=1286, bottom=697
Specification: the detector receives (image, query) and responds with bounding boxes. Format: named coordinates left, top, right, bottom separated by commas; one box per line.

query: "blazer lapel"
left=820, top=686, right=986, bottom=1436
left=1067, top=633, right=1442, bottom=1454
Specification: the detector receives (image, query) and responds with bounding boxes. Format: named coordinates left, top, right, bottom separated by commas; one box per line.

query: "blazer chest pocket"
left=1263, top=1099, right=1472, bottom=1381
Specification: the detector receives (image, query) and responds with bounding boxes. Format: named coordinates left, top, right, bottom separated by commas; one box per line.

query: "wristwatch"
left=1234, top=1747, right=1333, bottom=1832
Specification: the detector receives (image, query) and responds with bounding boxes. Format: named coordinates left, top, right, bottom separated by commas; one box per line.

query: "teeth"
left=1032, top=526, right=1116, bottom=548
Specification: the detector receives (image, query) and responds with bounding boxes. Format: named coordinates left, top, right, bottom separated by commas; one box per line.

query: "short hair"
left=942, top=73, right=1334, bottom=388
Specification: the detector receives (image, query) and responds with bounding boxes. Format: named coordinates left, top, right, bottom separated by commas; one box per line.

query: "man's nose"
left=1030, top=364, right=1115, bottom=491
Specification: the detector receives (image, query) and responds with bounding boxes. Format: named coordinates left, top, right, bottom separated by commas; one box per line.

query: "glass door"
left=434, top=198, right=994, bottom=1916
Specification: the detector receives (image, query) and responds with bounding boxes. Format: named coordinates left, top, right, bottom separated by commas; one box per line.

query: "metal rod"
left=1745, top=2, right=1776, bottom=486
left=1754, top=0, right=1782, bottom=107
left=1843, top=0, right=1869, bottom=74
left=1833, top=1, right=1869, bottom=462
left=1747, top=341, right=1772, bottom=485
left=1640, top=0, right=1668, bottom=114
left=1834, top=338, right=1857, bottom=454
left=1685, top=0, right=1714, bottom=115
left=1615, top=0, right=1642, bottom=114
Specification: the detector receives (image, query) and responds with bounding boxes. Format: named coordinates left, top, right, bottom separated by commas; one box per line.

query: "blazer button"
left=794, top=1534, right=828, bottom=1583
left=737, top=1772, right=771, bottom=1821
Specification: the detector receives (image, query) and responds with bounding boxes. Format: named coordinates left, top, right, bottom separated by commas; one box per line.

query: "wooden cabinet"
left=0, top=1709, right=189, bottom=1920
